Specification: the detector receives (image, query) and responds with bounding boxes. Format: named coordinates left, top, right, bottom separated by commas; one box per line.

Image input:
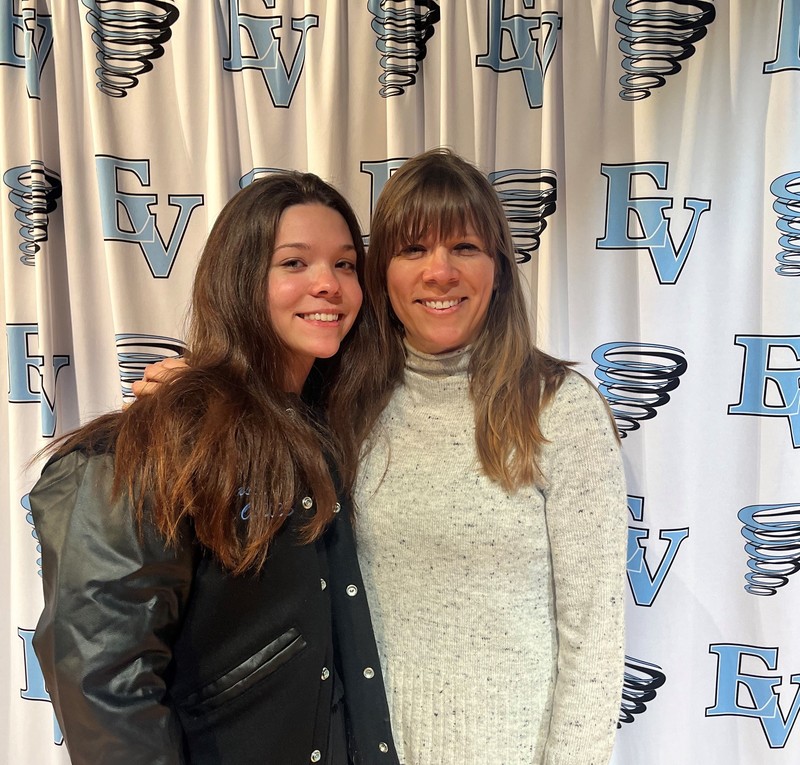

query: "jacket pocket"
left=178, top=627, right=307, bottom=716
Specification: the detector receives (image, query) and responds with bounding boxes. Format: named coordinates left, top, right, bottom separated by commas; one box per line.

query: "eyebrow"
left=273, top=242, right=357, bottom=252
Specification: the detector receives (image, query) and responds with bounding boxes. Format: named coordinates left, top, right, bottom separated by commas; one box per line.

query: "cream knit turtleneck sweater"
left=354, top=344, right=627, bottom=765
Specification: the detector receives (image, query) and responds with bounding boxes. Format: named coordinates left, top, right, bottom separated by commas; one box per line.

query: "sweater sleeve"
left=29, top=450, right=194, bottom=765
left=538, top=373, right=628, bottom=765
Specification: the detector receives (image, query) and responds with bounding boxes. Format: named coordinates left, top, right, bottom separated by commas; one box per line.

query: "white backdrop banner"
left=1, top=1, right=799, bottom=763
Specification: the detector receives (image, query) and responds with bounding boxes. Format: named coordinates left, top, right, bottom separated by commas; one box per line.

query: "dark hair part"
left=330, top=148, right=571, bottom=492
left=50, top=172, right=366, bottom=573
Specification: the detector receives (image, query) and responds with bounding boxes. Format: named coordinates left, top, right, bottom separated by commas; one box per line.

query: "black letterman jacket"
left=30, top=446, right=398, bottom=765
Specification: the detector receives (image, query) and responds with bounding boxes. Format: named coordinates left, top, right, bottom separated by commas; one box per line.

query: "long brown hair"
left=330, top=148, right=571, bottom=492
left=50, top=172, right=367, bottom=573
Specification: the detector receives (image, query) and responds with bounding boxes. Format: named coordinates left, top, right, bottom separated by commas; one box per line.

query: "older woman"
left=329, top=148, right=627, bottom=764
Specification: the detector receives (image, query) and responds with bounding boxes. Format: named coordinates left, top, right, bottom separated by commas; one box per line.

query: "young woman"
left=29, top=173, right=399, bottom=765
left=330, top=148, right=628, bottom=764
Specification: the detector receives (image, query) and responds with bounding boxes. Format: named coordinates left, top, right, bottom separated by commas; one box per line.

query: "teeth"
left=302, top=313, right=339, bottom=322
left=422, top=299, right=461, bottom=309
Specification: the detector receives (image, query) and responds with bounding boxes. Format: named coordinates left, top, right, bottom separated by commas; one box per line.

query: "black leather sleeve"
left=29, top=450, right=195, bottom=765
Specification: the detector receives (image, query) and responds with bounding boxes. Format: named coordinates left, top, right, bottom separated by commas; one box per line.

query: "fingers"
left=131, top=357, right=188, bottom=398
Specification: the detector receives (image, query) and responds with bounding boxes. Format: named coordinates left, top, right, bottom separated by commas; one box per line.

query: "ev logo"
left=6, top=323, right=70, bottom=438
left=223, top=0, right=319, bottom=108
left=240, top=166, right=285, bottom=188
left=597, top=162, right=711, bottom=284
left=627, top=495, right=689, bottom=607
left=728, top=335, right=800, bottom=448
left=708, top=644, right=800, bottom=749
left=19, top=628, right=64, bottom=746
left=476, top=0, right=561, bottom=109
left=0, top=4, right=53, bottom=99
left=96, top=155, right=203, bottom=279
left=764, top=0, right=800, bottom=73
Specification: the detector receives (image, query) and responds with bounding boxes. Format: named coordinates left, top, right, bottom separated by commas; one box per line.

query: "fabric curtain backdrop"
left=2, top=1, right=798, bottom=763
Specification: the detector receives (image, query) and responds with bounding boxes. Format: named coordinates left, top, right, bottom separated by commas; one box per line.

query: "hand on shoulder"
left=131, top=356, right=189, bottom=398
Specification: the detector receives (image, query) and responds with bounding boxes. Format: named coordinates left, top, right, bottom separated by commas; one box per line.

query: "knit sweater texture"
left=354, top=344, right=627, bottom=765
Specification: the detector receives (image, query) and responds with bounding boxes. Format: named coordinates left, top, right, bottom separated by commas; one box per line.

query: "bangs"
left=385, top=171, right=495, bottom=251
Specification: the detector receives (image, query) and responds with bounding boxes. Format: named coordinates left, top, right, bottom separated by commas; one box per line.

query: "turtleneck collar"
left=403, top=339, right=471, bottom=377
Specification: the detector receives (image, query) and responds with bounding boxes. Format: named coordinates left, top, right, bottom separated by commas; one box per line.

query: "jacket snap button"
left=321, top=667, right=330, bottom=680
left=379, top=742, right=389, bottom=753
left=320, top=578, right=327, bottom=590
left=333, top=502, right=341, bottom=513
left=302, top=496, right=313, bottom=509
left=311, top=751, right=321, bottom=762
left=346, top=584, right=358, bottom=597
left=363, top=667, right=374, bottom=679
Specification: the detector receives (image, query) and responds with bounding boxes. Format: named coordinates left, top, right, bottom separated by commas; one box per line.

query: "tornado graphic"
left=116, top=333, right=185, bottom=398
left=739, top=503, right=800, bottom=597
left=368, top=0, right=440, bottom=98
left=618, top=655, right=666, bottom=727
left=81, top=0, right=180, bottom=98
left=3, top=161, right=62, bottom=266
left=613, top=0, right=716, bottom=101
left=771, top=172, right=800, bottom=277
left=592, top=341, right=688, bottom=438
left=489, top=169, right=557, bottom=264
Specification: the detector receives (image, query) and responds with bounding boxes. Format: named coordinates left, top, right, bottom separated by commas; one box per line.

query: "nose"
left=422, top=245, right=459, bottom=286
left=311, top=263, right=341, bottom=297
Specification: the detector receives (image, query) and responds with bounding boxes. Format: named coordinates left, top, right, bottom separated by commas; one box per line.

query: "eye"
left=453, top=242, right=483, bottom=254
left=277, top=258, right=305, bottom=270
left=396, top=243, right=426, bottom=258
left=336, top=259, right=357, bottom=272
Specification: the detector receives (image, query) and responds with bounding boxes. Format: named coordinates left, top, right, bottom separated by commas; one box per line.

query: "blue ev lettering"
left=6, top=323, right=70, bottom=438
left=95, top=155, right=203, bottom=279
left=223, top=0, right=319, bottom=108
left=764, top=0, right=800, bottom=73
left=707, top=644, right=800, bottom=749
left=626, top=495, right=689, bottom=607
left=475, top=0, right=560, bottom=109
left=0, top=4, right=53, bottom=99
left=728, top=335, right=800, bottom=448
left=19, top=628, right=64, bottom=745
left=597, top=162, right=711, bottom=284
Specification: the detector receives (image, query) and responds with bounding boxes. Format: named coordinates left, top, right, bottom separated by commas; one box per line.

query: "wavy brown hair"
left=49, top=172, right=367, bottom=573
left=330, top=148, right=571, bottom=492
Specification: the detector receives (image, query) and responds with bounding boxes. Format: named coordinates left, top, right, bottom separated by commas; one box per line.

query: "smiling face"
left=268, top=203, right=363, bottom=391
left=386, top=225, right=495, bottom=354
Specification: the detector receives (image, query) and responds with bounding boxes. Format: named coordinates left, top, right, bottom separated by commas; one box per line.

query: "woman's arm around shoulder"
left=30, top=448, right=195, bottom=765
left=539, top=371, right=628, bottom=765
